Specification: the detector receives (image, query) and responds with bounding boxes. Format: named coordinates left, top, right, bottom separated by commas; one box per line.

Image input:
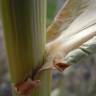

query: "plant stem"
left=1, top=0, right=51, bottom=96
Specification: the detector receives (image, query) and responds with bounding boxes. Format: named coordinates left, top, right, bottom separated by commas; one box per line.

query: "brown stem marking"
left=14, top=63, right=43, bottom=95
left=14, top=58, right=70, bottom=95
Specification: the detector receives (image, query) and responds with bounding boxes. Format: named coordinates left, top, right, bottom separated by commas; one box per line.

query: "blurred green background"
left=47, top=0, right=56, bottom=25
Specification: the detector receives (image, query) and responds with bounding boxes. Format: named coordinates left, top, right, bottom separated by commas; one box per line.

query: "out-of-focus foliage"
left=0, top=22, right=12, bottom=96
left=52, top=55, right=96, bottom=96
left=47, top=0, right=56, bottom=26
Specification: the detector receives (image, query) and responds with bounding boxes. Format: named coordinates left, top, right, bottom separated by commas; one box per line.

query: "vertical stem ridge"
left=1, top=0, right=51, bottom=96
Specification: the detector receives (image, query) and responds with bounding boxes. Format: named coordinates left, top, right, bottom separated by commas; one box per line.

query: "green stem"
left=1, top=0, right=51, bottom=96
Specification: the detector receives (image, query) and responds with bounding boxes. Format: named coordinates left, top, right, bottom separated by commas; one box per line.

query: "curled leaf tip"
left=53, top=58, right=70, bottom=72
left=54, top=63, right=69, bottom=72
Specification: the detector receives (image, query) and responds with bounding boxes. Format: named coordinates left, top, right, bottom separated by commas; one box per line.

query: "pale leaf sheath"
left=47, top=0, right=90, bottom=42
left=64, top=37, right=96, bottom=65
